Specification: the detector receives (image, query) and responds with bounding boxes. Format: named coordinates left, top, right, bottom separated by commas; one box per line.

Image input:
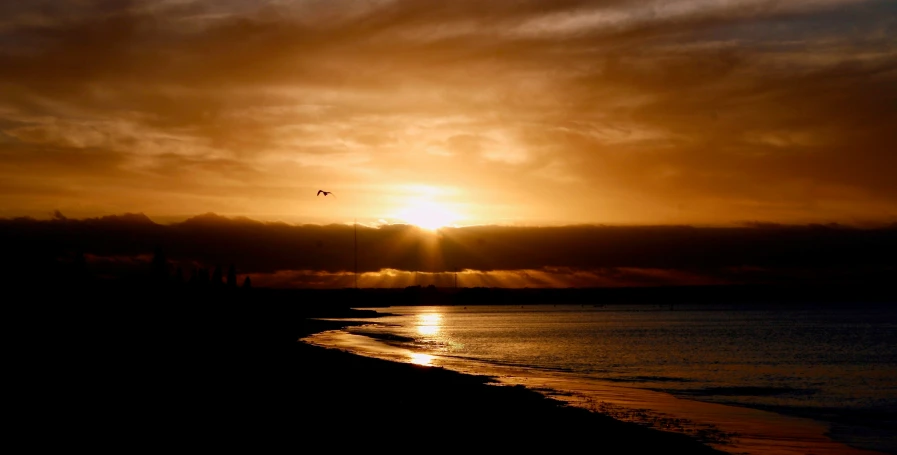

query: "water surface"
left=302, top=303, right=897, bottom=454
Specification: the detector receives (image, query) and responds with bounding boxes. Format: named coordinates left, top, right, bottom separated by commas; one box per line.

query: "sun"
left=396, top=198, right=461, bottom=230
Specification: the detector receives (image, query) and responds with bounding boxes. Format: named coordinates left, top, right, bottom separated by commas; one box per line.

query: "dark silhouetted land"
left=11, top=245, right=891, bottom=452
left=21, top=282, right=731, bottom=453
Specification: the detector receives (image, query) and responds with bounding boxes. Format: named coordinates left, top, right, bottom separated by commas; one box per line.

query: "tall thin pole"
left=354, top=218, right=358, bottom=289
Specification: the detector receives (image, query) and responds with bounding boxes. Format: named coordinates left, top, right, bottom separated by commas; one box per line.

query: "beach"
left=136, top=305, right=727, bottom=453
left=31, top=293, right=718, bottom=452
left=6, top=1, right=897, bottom=450
left=33, top=286, right=890, bottom=454
left=301, top=304, right=896, bottom=455
left=14, top=295, right=721, bottom=452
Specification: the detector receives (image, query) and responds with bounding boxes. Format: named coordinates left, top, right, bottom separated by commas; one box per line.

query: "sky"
left=1, top=1, right=896, bottom=288
left=1, top=0, right=896, bottom=228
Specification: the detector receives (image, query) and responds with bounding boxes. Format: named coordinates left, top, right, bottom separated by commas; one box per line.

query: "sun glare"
left=396, top=198, right=461, bottom=230
left=417, top=313, right=442, bottom=335
left=409, top=353, right=434, bottom=366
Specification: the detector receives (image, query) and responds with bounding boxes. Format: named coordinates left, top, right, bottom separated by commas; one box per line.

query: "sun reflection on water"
left=417, top=313, right=442, bottom=336
left=409, top=353, right=434, bottom=366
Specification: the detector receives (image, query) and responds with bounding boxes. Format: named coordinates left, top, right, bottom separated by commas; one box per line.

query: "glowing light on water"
left=416, top=313, right=442, bottom=336
left=409, top=353, right=434, bottom=366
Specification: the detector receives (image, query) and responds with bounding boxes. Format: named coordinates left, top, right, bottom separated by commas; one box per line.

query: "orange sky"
left=1, top=0, right=896, bottom=228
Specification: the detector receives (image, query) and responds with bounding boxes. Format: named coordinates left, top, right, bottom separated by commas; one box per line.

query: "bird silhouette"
left=317, top=190, right=335, bottom=197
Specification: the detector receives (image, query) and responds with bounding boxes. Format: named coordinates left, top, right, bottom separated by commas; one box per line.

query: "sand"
left=172, top=313, right=727, bottom=452
left=29, top=293, right=726, bottom=453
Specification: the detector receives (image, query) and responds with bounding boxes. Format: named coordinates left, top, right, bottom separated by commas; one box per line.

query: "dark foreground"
left=25, top=288, right=726, bottom=453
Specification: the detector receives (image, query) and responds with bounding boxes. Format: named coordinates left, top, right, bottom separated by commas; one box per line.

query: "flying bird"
left=317, top=190, right=335, bottom=197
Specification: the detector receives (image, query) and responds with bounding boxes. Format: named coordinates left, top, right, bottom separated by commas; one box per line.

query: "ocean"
left=301, top=303, right=897, bottom=455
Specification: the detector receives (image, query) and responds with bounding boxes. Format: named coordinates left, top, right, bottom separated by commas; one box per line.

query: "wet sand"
left=17, top=276, right=894, bottom=455
left=25, top=301, right=724, bottom=452
left=304, top=325, right=890, bottom=455
left=27, top=295, right=887, bottom=454
left=236, top=318, right=729, bottom=452
left=98, top=308, right=720, bottom=452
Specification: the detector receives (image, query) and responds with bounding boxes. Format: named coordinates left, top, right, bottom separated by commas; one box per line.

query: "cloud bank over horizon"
left=1, top=0, right=896, bottom=226
left=3, top=212, right=894, bottom=288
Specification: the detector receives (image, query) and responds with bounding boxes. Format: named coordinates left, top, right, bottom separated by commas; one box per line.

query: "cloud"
left=243, top=267, right=723, bottom=289
left=2, top=213, right=894, bottom=288
left=0, top=1, right=895, bottom=224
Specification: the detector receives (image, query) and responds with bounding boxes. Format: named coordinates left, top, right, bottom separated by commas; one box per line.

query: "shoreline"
left=29, top=289, right=891, bottom=454
left=299, top=317, right=893, bottom=455
left=47, top=300, right=723, bottom=452
left=285, top=317, right=727, bottom=452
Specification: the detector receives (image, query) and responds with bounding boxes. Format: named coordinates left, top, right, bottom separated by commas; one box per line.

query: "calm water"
left=301, top=303, right=897, bottom=454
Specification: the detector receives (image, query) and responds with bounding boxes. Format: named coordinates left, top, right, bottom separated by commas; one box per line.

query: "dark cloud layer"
left=2, top=213, right=894, bottom=288
left=1, top=1, right=895, bottom=224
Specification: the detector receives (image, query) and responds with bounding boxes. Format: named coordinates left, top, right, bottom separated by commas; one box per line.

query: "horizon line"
left=3, top=210, right=896, bottom=230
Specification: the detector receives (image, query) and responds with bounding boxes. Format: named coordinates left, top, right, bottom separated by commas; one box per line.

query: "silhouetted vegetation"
left=211, top=265, right=223, bottom=286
